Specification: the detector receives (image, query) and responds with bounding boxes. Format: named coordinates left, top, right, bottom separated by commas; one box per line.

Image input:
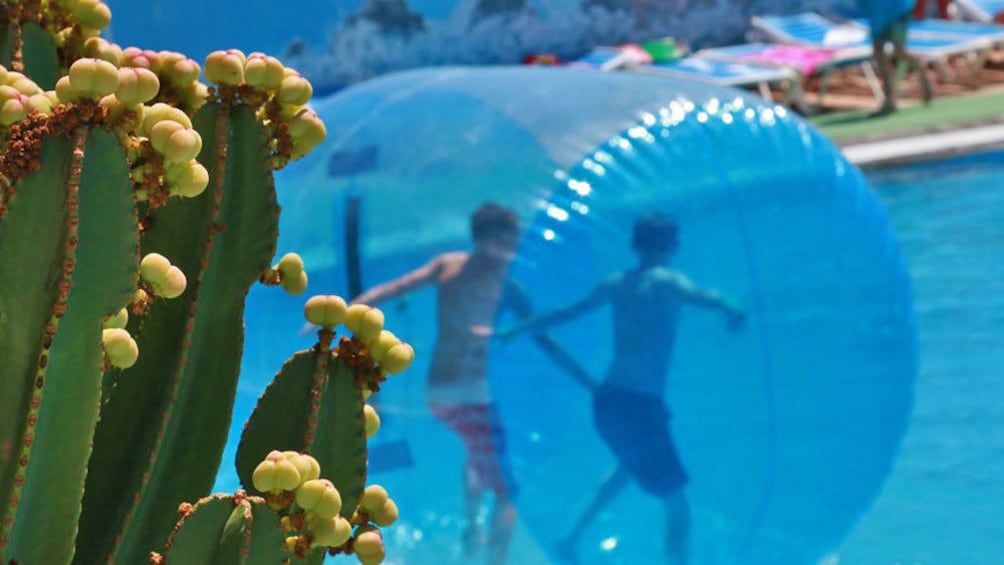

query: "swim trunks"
left=593, top=383, right=688, bottom=497
left=429, top=403, right=517, bottom=497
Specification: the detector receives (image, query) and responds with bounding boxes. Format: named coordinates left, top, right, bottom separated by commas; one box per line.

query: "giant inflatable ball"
left=229, top=67, right=915, bottom=564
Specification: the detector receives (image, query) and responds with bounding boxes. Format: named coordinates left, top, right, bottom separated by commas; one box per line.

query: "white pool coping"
left=841, top=123, right=1004, bottom=167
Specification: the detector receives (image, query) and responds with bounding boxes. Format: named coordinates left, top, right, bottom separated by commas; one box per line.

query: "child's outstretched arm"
left=500, top=276, right=616, bottom=339
left=352, top=255, right=445, bottom=306
left=501, top=280, right=599, bottom=391
left=674, top=273, right=745, bottom=327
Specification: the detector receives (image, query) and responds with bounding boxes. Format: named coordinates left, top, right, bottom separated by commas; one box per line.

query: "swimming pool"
left=829, top=149, right=1004, bottom=563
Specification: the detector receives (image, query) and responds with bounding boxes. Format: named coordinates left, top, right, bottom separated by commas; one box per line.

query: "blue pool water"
left=831, top=151, right=1004, bottom=563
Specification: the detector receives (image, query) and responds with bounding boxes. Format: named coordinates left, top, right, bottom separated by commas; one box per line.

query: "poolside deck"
left=808, top=59, right=1004, bottom=166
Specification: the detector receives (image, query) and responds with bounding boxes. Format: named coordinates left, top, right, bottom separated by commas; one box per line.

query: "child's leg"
left=488, top=492, right=516, bottom=565
left=892, top=36, right=933, bottom=104
left=872, top=36, right=896, bottom=113
left=463, top=458, right=486, bottom=555
left=664, top=491, right=691, bottom=565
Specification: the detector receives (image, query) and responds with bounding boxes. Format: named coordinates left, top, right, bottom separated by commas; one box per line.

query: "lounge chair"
left=752, top=12, right=990, bottom=58
left=752, top=12, right=992, bottom=81
left=696, top=42, right=881, bottom=108
left=627, top=56, right=801, bottom=102
left=954, top=0, right=1004, bottom=22
left=571, top=45, right=653, bottom=71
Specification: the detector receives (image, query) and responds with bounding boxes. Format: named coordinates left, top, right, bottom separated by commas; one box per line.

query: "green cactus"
left=0, top=2, right=406, bottom=564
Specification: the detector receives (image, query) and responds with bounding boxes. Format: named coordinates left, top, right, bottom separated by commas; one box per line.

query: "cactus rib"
left=79, top=101, right=284, bottom=564
left=158, top=493, right=284, bottom=564
left=4, top=127, right=138, bottom=564
left=0, top=131, right=76, bottom=549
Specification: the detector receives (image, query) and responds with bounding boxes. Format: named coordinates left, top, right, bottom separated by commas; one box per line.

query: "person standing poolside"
left=912, top=0, right=950, bottom=20
left=861, top=0, right=934, bottom=115
left=500, top=212, right=745, bottom=564
left=353, top=203, right=558, bottom=565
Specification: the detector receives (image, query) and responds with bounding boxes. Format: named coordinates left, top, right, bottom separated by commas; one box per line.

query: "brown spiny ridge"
left=303, top=329, right=335, bottom=451
left=335, top=336, right=386, bottom=393
left=0, top=102, right=106, bottom=222
left=238, top=499, right=254, bottom=561
left=107, top=102, right=234, bottom=562
left=0, top=126, right=87, bottom=548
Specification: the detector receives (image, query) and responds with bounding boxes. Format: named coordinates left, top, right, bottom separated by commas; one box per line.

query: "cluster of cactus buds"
left=263, top=252, right=309, bottom=295
left=45, top=0, right=113, bottom=49
left=139, top=252, right=187, bottom=299
left=304, top=298, right=416, bottom=377
left=0, top=68, right=51, bottom=126
left=201, top=48, right=327, bottom=165
left=249, top=451, right=395, bottom=563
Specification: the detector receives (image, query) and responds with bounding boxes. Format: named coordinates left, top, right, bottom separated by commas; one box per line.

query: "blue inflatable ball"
left=236, top=67, right=916, bottom=564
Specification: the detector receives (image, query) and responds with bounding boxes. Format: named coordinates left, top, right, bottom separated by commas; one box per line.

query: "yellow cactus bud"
left=160, top=266, right=187, bottom=299
left=252, top=450, right=301, bottom=494
left=148, top=119, right=184, bottom=153
left=10, top=75, right=41, bottom=96
left=55, top=76, right=78, bottom=104
left=115, top=67, right=160, bottom=106
left=367, top=331, right=399, bottom=363
left=139, top=252, right=171, bottom=284
left=308, top=515, right=352, bottom=548
left=362, top=387, right=373, bottom=400
left=83, top=37, right=123, bottom=66
left=382, top=343, right=414, bottom=375
left=102, top=328, right=139, bottom=368
left=166, top=161, right=209, bottom=198
left=359, top=485, right=388, bottom=515
left=204, top=50, right=245, bottom=85
left=276, top=252, right=304, bottom=277
left=73, top=0, right=112, bottom=30
left=68, top=58, right=119, bottom=98
left=244, top=54, right=284, bottom=89
left=0, top=97, right=27, bottom=126
left=303, top=295, right=349, bottom=329
left=354, top=529, right=383, bottom=557
left=278, top=75, right=312, bottom=105
left=123, top=47, right=157, bottom=69
left=166, top=59, right=201, bottom=86
left=103, top=307, right=129, bottom=329
left=345, top=304, right=384, bottom=341
left=288, top=108, right=327, bottom=147
left=364, top=404, right=380, bottom=439
left=98, top=94, right=128, bottom=117
left=296, top=479, right=342, bottom=519
left=358, top=546, right=386, bottom=565
left=142, top=102, right=192, bottom=133
left=281, top=270, right=308, bottom=296
left=371, top=499, right=398, bottom=527
left=163, top=128, right=203, bottom=163
left=178, top=81, right=209, bottom=111
left=281, top=451, right=320, bottom=485
left=284, top=536, right=298, bottom=552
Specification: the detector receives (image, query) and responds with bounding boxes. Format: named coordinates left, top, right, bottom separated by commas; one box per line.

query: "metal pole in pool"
left=330, top=145, right=416, bottom=472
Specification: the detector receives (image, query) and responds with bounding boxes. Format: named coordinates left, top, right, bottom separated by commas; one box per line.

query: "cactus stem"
left=0, top=125, right=86, bottom=547
left=238, top=499, right=253, bottom=563
left=107, top=102, right=234, bottom=562
left=5, top=5, right=24, bottom=72
left=304, top=329, right=335, bottom=451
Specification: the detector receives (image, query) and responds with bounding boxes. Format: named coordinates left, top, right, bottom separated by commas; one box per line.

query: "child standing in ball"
left=352, top=203, right=530, bottom=565
left=501, top=212, right=744, bottom=564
